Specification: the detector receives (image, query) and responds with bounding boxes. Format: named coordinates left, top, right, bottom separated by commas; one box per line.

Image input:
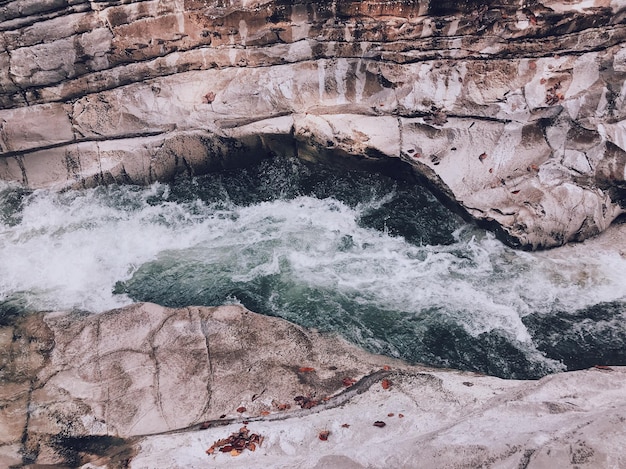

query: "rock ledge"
left=0, top=303, right=625, bottom=468
left=0, top=0, right=626, bottom=248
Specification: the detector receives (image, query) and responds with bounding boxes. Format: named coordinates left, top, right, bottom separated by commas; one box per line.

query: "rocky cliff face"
left=0, top=0, right=625, bottom=248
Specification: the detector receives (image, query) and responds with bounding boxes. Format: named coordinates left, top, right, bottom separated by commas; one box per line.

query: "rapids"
left=1, top=157, right=625, bottom=379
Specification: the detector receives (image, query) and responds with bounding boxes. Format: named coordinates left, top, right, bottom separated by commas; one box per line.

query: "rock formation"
left=2, top=3, right=626, bottom=467
left=0, top=0, right=625, bottom=248
left=1, top=303, right=625, bottom=468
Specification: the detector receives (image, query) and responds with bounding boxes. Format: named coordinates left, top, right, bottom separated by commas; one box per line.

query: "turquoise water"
left=2, top=157, right=626, bottom=378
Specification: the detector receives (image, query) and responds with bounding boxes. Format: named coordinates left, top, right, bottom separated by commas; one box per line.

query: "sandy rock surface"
left=0, top=0, right=625, bottom=248
left=1, top=302, right=625, bottom=468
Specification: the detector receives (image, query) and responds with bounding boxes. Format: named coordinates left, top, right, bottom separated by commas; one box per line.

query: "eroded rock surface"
left=0, top=303, right=625, bottom=468
left=0, top=303, right=395, bottom=467
left=0, top=0, right=625, bottom=248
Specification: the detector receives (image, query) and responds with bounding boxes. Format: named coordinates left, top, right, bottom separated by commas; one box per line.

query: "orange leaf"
left=318, top=430, right=330, bottom=441
left=260, top=410, right=270, bottom=416
left=381, top=379, right=392, bottom=390
left=383, top=365, right=391, bottom=371
left=342, top=377, right=357, bottom=387
left=204, top=91, right=216, bottom=104
left=298, top=367, right=316, bottom=373
left=594, top=365, right=613, bottom=371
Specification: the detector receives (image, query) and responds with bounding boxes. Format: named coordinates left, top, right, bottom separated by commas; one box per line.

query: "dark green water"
left=2, top=157, right=626, bottom=379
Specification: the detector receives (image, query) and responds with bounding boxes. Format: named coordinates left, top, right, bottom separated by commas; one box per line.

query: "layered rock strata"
left=0, top=0, right=625, bottom=248
left=0, top=303, right=625, bottom=468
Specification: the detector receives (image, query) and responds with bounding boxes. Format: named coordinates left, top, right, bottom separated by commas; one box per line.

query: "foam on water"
left=0, top=182, right=215, bottom=311
left=2, top=159, right=626, bottom=378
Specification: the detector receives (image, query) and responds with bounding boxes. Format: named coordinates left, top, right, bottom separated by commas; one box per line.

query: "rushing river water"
left=1, top=157, right=626, bottom=379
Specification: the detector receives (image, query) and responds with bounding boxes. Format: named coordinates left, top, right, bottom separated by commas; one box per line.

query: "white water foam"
left=0, top=183, right=222, bottom=311
left=1, top=181, right=626, bottom=352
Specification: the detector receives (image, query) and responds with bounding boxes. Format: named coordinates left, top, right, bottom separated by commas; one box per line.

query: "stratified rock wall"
left=1, top=0, right=626, bottom=248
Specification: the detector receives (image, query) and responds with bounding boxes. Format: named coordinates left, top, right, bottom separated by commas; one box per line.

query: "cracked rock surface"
left=0, top=303, right=396, bottom=466
left=0, top=303, right=625, bottom=468
left=0, top=0, right=625, bottom=248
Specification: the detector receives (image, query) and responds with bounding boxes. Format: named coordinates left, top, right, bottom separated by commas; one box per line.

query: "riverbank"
left=1, top=302, right=625, bottom=468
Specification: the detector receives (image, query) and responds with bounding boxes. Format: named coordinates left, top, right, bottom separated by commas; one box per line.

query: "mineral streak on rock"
left=0, top=0, right=626, bottom=249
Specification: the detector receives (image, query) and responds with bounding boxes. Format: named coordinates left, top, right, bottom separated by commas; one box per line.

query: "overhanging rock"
left=1, top=0, right=626, bottom=248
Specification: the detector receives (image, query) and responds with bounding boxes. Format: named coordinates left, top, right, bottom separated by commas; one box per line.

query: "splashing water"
left=1, top=157, right=626, bottom=378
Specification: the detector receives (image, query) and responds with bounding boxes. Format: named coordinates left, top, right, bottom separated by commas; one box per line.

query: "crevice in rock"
left=145, top=311, right=178, bottom=430
left=3, top=48, right=29, bottom=107
left=147, top=340, right=165, bottom=428
left=17, top=382, right=37, bottom=466
left=14, top=155, right=28, bottom=186
left=0, top=1, right=92, bottom=32
left=135, top=368, right=393, bottom=438
left=0, top=129, right=170, bottom=159
left=2, top=19, right=624, bottom=110
left=197, top=311, right=214, bottom=422
left=68, top=102, right=86, bottom=140
left=400, top=111, right=512, bottom=125
left=396, top=115, right=403, bottom=159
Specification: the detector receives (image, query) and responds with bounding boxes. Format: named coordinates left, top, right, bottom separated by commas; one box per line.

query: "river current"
left=1, top=157, right=625, bottom=379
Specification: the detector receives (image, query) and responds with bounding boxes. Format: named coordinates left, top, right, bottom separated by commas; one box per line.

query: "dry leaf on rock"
left=342, top=377, right=357, bottom=387
left=294, top=395, right=319, bottom=409
left=206, top=426, right=263, bottom=456
left=594, top=365, right=613, bottom=371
